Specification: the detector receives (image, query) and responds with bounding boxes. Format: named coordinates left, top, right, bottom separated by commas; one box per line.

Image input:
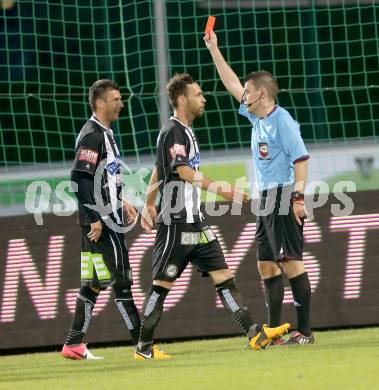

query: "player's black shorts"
left=255, top=186, right=304, bottom=261
left=152, top=221, right=228, bottom=282
left=80, top=225, right=133, bottom=289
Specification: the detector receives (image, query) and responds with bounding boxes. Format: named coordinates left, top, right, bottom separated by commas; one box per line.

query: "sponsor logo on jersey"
left=258, top=142, right=268, bottom=158
left=188, top=152, right=200, bottom=168
left=169, top=144, right=186, bottom=159
left=106, top=158, right=121, bottom=175
left=78, top=148, right=98, bottom=164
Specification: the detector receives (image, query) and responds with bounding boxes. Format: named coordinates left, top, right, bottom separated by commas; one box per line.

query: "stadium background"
left=0, top=0, right=379, bottom=351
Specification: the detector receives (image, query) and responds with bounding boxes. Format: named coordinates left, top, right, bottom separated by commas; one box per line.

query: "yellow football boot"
left=250, top=323, right=291, bottom=350
left=134, top=345, right=173, bottom=360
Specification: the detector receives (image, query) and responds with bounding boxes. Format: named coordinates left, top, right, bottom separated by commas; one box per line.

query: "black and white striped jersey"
left=72, top=115, right=124, bottom=228
left=156, top=116, right=203, bottom=224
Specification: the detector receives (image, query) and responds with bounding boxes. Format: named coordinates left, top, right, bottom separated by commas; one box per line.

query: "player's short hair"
left=89, top=79, right=119, bottom=112
left=245, top=71, right=279, bottom=99
left=166, top=73, right=195, bottom=108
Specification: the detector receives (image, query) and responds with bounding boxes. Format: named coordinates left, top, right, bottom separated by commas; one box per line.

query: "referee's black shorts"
left=80, top=225, right=133, bottom=289
left=152, top=221, right=228, bottom=282
left=256, top=186, right=304, bottom=262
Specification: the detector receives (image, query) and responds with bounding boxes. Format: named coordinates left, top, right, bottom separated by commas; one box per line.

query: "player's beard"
left=189, top=104, right=205, bottom=119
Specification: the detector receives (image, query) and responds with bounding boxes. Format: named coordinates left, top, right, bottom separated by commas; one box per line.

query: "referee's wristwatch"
left=291, top=191, right=304, bottom=201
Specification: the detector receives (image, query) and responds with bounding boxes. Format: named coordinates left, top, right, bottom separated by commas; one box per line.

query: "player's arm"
left=71, top=171, right=100, bottom=222
left=71, top=170, right=102, bottom=242
left=123, top=200, right=137, bottom=225
left=176, top=165, right=247, bottom=203
left=163, top=127, right=247, bottom=203
left=72, top=132, right=102, bottom=241
left=292, top=159, right=308, bottom=225
left=141, top=166, right=159, bottom=232
left=279, top=118, right=310, bottom=224
left=204, top=31, right=244, bottom=102
left=294, top=159, right=308, bottom=194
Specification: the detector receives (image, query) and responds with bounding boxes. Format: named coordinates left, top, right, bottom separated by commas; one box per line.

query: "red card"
left=205, top=16, right=216, bottom=34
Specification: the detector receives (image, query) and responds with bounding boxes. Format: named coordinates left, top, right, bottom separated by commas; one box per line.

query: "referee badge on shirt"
left=258, top=142, right=268, bottom=158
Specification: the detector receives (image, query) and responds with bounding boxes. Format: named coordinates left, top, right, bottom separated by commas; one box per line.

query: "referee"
left=205, top=32, right=313, bottom=345
left=62, top=80, right=141, bottom=360
left=134, top=73, right=290, bottom=360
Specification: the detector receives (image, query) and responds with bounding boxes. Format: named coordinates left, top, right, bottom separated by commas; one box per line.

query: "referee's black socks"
left=215, top=278, right=261, bottom=338
left=137, top=285, right=169, bottom=352
left=65, top=286, right=99, bottom=345
left=289, top=272, right=312, bottom=336
left=113, top=286, right=141, bottom=345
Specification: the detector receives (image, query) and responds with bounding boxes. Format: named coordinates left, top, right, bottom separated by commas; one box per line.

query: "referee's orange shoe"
left=249, top=323, right=291, bottom=350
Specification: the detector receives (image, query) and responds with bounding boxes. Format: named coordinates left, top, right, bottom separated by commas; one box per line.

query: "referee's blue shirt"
left=239, top=103, right=309, bottom=192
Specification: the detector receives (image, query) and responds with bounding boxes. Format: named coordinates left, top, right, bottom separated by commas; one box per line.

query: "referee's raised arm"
left=204, top=31, right=244, bottom=103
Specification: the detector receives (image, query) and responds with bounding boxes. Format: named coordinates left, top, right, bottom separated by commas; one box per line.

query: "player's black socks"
left=263, top=274, right=284, bottom=327
left=289, top=272, right=311, bottom=336
left=215, top=278, right=260, bottom=337
left=65, top=286, right=99, bottom=345
left=113, top=286, right=141, bottom=345
left=137, top=285, right=170, bottom=352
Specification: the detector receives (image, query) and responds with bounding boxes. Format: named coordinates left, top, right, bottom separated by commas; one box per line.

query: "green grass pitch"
left=1, top=328, right=378, bottom=390
left=325, top=169, right=379, bottom=192
left=200, top=162, right=247, bottom=202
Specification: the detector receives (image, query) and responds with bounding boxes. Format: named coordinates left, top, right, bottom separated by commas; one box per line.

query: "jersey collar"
left=170, top=116, right=192, bottom=131
left=259, top=105, right=278, bottom=120
left=90, top=115, right=114, bottom=136
left=267, top=105, right=277, bottom=117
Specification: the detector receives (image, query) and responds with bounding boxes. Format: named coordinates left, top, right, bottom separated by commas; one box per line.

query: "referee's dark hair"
left=166, top=73, right=195, bottom=108
left=89, top=79, right=119, bottom=112
left=245, top=71, right=279, bottom=100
